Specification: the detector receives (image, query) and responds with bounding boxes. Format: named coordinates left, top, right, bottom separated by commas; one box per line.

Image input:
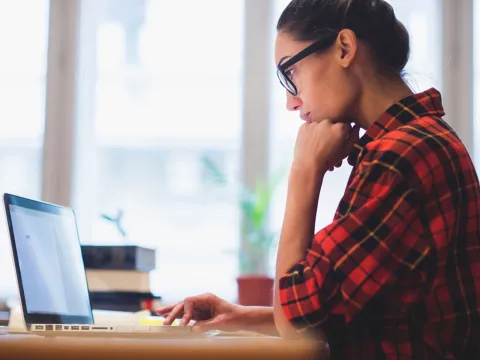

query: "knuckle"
left=320, top=120, right=331, bottom=129
left=183, top=299, right=194, bottom=308
left=173, top=303, right=184, bottom=312
left=334, top=124, right=349, bottom=136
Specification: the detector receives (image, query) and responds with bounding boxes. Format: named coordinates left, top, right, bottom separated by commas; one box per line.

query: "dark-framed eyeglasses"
left=276, top=31, right=339, bottom=96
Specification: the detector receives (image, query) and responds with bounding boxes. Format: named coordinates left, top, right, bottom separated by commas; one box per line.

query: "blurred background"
left=0, top=0, right=476, bottom=307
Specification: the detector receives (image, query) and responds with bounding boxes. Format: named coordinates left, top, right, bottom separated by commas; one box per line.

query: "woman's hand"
left=156, top=293, right=249, bottom=333
left=293, top=120, right=360, bottom=174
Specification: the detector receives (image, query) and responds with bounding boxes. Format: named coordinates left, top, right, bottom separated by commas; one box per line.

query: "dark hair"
left=277, top=0, right=410, bottom=77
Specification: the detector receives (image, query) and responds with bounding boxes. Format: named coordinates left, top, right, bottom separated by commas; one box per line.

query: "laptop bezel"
left=3, top=193, right=94, bottom=326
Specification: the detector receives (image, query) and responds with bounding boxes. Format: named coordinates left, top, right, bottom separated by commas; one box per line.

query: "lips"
left=300, top=112, right=311, bottom=123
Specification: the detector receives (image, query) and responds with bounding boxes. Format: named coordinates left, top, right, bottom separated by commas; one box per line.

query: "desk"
left=0, top=333, right=327, bottom=360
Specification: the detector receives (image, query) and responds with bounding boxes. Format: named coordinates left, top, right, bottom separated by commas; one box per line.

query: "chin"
left=311, top=110, right=343, bottom=123
left=311, top=115, right=331, bottom=123
left=313, top=116, right=340, bottom=123
left=329, top=116, right=353, bottom=124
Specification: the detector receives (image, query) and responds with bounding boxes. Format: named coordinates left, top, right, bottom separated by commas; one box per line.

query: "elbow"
left=273, top=300, right=302, bottom=340
left=276, top=323, right=302, bottom=340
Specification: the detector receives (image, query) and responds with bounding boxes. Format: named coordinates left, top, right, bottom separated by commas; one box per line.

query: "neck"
left=355, top=76, right=413, bottom=130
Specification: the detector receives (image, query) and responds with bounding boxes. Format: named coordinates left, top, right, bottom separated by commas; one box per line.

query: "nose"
left=286, top=92, right=302, bottom=112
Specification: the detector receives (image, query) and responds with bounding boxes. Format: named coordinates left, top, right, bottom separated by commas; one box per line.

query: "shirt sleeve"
left=278, top=158, right=431, bottom=335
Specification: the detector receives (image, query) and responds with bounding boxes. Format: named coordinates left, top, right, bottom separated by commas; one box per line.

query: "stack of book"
left=0, top=298, right=9, bottom=326
left=81, top=245, right=162, bottom=313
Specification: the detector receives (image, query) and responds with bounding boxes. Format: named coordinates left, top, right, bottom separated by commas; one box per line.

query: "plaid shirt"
left=279, top=88, right=480, bottom=359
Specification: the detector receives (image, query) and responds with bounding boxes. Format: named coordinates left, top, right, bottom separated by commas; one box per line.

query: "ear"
left=335, top=29, right=357, bottom=68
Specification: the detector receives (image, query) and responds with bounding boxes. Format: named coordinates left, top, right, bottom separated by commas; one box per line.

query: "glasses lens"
left=276, top=68, right=296, bottom=95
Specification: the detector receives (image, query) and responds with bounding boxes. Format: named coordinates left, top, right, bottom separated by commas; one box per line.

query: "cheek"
left=306, top=67, right=356, bottom=121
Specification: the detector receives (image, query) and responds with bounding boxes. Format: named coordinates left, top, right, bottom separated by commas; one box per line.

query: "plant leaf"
left=200, top=155, right=228, bottom=185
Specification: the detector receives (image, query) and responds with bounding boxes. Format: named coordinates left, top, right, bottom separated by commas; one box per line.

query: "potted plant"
left=100, top=210, right=128, bottom=238
left=99, top=209, right=131, bottom=245
left=201, top=156, right=284, bottom=306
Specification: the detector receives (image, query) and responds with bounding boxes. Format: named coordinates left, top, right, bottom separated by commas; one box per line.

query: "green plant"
left=201, top=156, right=285, bottom=276
left=100, top=209, right=127, bottom=238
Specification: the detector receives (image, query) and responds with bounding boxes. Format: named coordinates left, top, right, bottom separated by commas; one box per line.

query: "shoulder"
left=360, top=116, right=464, bottom=188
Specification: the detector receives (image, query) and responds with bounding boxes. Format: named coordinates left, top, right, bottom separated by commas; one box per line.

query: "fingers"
left=163, top=302, right=185, bottom=325
left=329, top=160, right=343, bottom=172
left=155, top=304, right=176, bottom=316
left=352, top=124, right=361, bottom=132
left=155, top=292, right=220, bottom=326
left=352, top=124, right=361, bottom=135
left=191, top=314, right=226, bottom=333
left=180, top=298, right=194, bottom=326
left=350, top=124, right=361, bottom=143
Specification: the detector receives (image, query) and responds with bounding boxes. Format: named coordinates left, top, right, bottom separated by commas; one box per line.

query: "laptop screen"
left=4, top=194, right=93, bottom=325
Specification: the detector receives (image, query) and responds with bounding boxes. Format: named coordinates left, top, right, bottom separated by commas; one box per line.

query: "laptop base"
left=30, top=323, right=204, bottom=338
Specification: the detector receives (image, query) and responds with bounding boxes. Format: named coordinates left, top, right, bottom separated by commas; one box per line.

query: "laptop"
left=3, top=193, right=200, bottom=338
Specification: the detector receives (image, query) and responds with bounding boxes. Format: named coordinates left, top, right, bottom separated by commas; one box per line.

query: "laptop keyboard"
left=32, top=324, right=113, bottom=332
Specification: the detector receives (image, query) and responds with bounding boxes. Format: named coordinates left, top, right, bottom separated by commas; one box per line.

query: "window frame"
left=441, top=0, right=474, bottom=156
left=41, top=0, right=476, bottom=273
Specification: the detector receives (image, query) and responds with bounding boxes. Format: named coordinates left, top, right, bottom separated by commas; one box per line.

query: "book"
left=86, top=269, right=151, bottom=293
left=81, top=245, right=156, bottom=271
left=89, top=291, right=162, bottom=312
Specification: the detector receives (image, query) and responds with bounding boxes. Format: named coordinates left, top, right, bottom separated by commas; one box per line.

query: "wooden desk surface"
left=0, top=333, right=328, bottom=360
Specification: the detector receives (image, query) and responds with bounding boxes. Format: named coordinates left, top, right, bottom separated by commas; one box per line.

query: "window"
left=388, top=0, right=442, bottom=92
left=0, top=0, right=49, bottom=297
left=269, top=0, right=442, bottom=237
left=0, top=0, right=449, bottom=306
left=475, top=0, right=480, bottom=166
left=76, top=0, right=244, bottom=304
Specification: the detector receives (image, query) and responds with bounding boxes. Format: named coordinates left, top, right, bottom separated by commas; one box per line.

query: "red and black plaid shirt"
left=279, top=88, right=480, bottom=359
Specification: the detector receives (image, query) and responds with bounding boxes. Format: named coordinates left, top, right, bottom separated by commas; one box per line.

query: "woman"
left=157, top=0, right=480, bottom=358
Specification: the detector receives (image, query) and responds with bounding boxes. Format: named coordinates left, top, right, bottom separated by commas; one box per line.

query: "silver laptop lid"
left=4, top=193, right=94, bottom=326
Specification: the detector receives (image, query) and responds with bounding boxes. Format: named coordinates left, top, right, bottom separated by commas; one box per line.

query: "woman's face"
left=274, top=31, right=360, bottom=124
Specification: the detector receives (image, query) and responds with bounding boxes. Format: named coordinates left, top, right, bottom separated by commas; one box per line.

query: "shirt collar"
left=348, top=88, right=445, bottom=167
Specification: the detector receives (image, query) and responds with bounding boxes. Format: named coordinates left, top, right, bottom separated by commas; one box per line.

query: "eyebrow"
left=277, top=56, right=290, bottom=67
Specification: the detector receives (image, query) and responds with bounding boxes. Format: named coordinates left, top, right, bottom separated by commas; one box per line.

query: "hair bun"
left=344, top=0, right=410, bottom=74
left=343, top=0, right=395, bottom=37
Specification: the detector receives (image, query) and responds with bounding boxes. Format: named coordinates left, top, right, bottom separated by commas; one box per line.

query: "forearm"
left=241, top=306, right=279, bottom=336
left=274, top=165, right=325, bottom=338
